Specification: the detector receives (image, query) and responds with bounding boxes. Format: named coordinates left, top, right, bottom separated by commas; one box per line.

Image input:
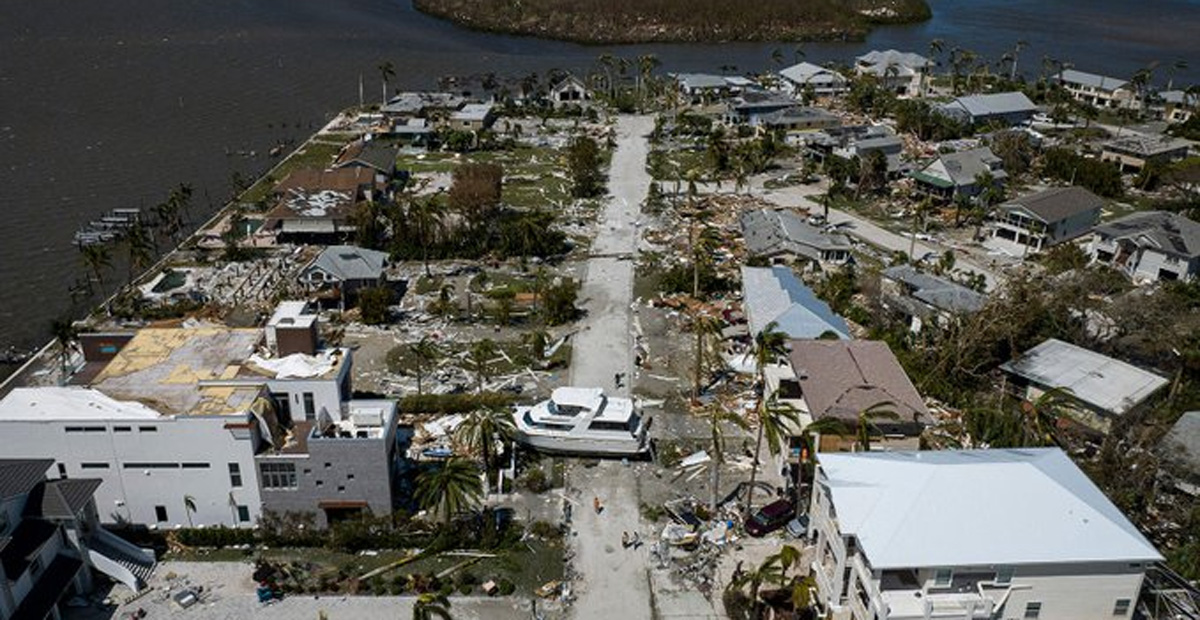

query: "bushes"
left=1041, top=148, right=1123, bottom=198
left=357, top=286, right=394, bottom=325
left=176, top=526, right=257, bottom=547
left=567, top=135, right=606, bottom=198
left=541, top=280, right=581, bottom=325
left=519, top=467, right=550, bottom=492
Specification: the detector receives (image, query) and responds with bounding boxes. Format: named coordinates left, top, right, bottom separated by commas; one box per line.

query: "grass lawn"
left=239, top=140, right=347, bottom=207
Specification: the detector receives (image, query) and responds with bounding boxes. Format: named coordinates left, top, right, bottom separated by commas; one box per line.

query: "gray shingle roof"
left=759, top=106, right=840, bottom=127
left=741, top=266, right=850, bottom=339
left=855, top=49, right=930, bottom=75
left=882, top=265, right=986, bottom=314
left=335, top=140, right=397, bottom=174
left=918, top=147, right=1007, bottom=188
left=1060, top=69, right=1128, bottom=91
left=741, top=209, right=851, bottom=261
left=25, top=478, right=102, bottom=520
left=304, top=245, right=389, bottom=282
left=1000, top=186, right=1105, bottom=224
left=779, top=62, right=846, bottom=87
left=940, top=92, right=1036, bottom=120
left=1093, top=210, right=1200, bottom=259
left=674, top=73, right=731, bottom=91
left=0, top=459, right=52, bottom=501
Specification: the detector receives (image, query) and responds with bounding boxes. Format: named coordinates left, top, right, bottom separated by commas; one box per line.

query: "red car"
left=745, top=499, right=797, bottom=537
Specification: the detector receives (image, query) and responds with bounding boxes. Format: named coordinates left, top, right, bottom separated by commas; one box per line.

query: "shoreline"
left=411, top=0, right=931, bottom=47
left=0, top=111, right=353, bottom=397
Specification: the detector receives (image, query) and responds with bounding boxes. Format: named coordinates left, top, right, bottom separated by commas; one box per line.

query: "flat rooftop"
left=91, top=326, right=264, bottom=416
left=1000, top=338, right=1167, bottom=415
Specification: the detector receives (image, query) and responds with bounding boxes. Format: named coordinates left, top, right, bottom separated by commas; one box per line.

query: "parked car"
left=745, top=499, right=797, bottom=537
left=786, top=515, right=810, bottom=539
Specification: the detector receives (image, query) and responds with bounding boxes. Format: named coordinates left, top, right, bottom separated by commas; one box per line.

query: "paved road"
left=567, top=115, right=655, bottom=620
left=758, top=183, right=1002, bottom=291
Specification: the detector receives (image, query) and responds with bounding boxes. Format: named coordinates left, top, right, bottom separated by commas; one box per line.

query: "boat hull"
left=514, top=430, right=648, bottom=457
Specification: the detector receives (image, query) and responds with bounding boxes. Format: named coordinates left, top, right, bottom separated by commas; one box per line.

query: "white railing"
left=94, top=528, right=155, bottom=563
left=89, top=549, right=141, bottom=592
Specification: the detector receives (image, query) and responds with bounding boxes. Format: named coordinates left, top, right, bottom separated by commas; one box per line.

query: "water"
left=2, top=0, right=1198, bottom=355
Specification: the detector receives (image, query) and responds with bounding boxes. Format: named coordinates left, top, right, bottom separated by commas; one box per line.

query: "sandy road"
left=566, top=115, right=656, bottom=620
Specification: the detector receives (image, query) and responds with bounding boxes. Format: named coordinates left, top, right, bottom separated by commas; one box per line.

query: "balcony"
left=878, top=590, right=996, bottom=620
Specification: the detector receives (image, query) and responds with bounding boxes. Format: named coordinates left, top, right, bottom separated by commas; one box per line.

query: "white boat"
left=513, top=387, right=650, bottom=457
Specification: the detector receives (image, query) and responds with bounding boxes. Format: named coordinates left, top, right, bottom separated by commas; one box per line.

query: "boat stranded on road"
left=513, top=386, right=650, bottom=457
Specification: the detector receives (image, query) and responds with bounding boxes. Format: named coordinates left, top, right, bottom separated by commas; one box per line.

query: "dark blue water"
left=1, top=0, right=1198, bottom=353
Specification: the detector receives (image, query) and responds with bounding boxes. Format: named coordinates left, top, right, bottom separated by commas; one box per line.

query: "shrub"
left=497, top=578, right=516, bottom=596
left=528, top=520, right=561, bottom=540
left=520, top=467, right=550, bottom=492
left=400, top=392, right=517, bottom=415
left=357, top=286, right=394, bottom=325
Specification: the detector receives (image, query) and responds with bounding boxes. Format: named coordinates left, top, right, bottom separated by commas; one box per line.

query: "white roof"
left=268, top=301, right=316, bottom=330
left=453, top=103, right=494, bottom=121
left=549, top=387, right=634, bottom=422
left=0, top=387, right=162, bottom=422
left=818, top=448, right=1162, bottom=569
left=779, top=62, right=845, bottom=86
left=741, top=266, right=850, bottom=339
left=1000, top=338, right=1168, bottom=415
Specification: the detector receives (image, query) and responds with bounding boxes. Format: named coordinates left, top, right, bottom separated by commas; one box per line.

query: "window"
left=138, top=426, right=157, bottom=433
left=155, top=505, right=168, bottom=522
left=57, top=463, right=67, bottom=478
left=181, top=463, right=210, bottom=469
left=237, top=505, right=251, bottom=523
left=346, top=473, right=355, bottom=481
left=337, top=485, right=345, bottom=492
left=123, top=462, right=179, bottom=469
left=229, top=463, right=242, bottom=487
left=933, top=569, right=953, bottom=588
left=994, top=567, right=1014, bottom=585
left=1024, top=602, right=1042, bottom=619
left=80, top=463, right=110, bottom=469
left=315, top=480, right=324, bottom=487
left=303, top=393, right=316, bottom=418
left=64, top=426, right=105, bottom=433
left=113, top=426, right=132, bottom=432
left=260, top=462, right=297, bottom=489
left=1113, top=599, right=1131, bottom=616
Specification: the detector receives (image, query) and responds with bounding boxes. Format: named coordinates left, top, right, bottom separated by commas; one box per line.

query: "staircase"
left=88, top=529, right=156, bottom=592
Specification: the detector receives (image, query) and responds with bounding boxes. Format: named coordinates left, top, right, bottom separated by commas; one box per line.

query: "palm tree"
left=466, top=339, right=498, bottom=393
left=924, top=38, right=944, bottom=96
left=636, top=54, right=661, bottom=109
left=183, top=495, right=197, bottom=528
left=698, top=403, right=749, bottom=513
left=408, top=198, right=444, bottom=277
left=410, top=337, right=442, bottom=396
left=378, top=61, right=395, bottom=105
left=79, top=243, right=112, bottom=290
left=412, top=592, right=452, bottom=620
left=854, top=401, right=901, bottom=452
left=1008, top=40, right=1028, bottom=81
left=454, top=404, right=516, bottom=491
left=1167, top=59, right=1189, bottom=91
left=791, top=418, right=848, bottom=514
left=744, top=323, right=802, bottom=519
left=433, top=283, right=457, bottom=318
left=597, top=53, right=617, bottom=99
left=1016, top=387, right=1073, bottom=447
left=416, top=457, right=483, bottom=525
left=726, top=550, right=789, bottom=618
left=125, top=220, right=157, bottom=287
left=50, top=318, right=79, bottom=383
left=792, top=46, right=806, bottom=65
left=908, top=196, right=933, bottom=260
left=689, top=311, right=724, bottom=399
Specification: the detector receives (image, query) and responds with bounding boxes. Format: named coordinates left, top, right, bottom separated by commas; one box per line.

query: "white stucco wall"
left=0, top=417, right=263, bottom=528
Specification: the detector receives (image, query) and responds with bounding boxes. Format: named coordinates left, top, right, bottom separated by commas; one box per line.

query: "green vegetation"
left=412, top=0, right=930, bottom=44
left=1041, top=148, right=1124, bottom=198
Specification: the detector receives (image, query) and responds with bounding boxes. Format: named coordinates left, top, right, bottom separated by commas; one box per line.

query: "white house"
left=549, top=74, right=593, bottom=109
left=1090, top=210, right=1200, bottom=283
left=854, top=50, right=930, bottom=96
left=1056, top=69, right=1139, bottom=110
left=779, top=62, right=849, bottom=98
left=0, top=318, right=354, bottom=529
left=809, top=448, right=1162, bottom=620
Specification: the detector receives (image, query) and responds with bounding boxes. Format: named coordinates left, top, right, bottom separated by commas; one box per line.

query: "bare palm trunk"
left=743, top=407, right=766, bottom=519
